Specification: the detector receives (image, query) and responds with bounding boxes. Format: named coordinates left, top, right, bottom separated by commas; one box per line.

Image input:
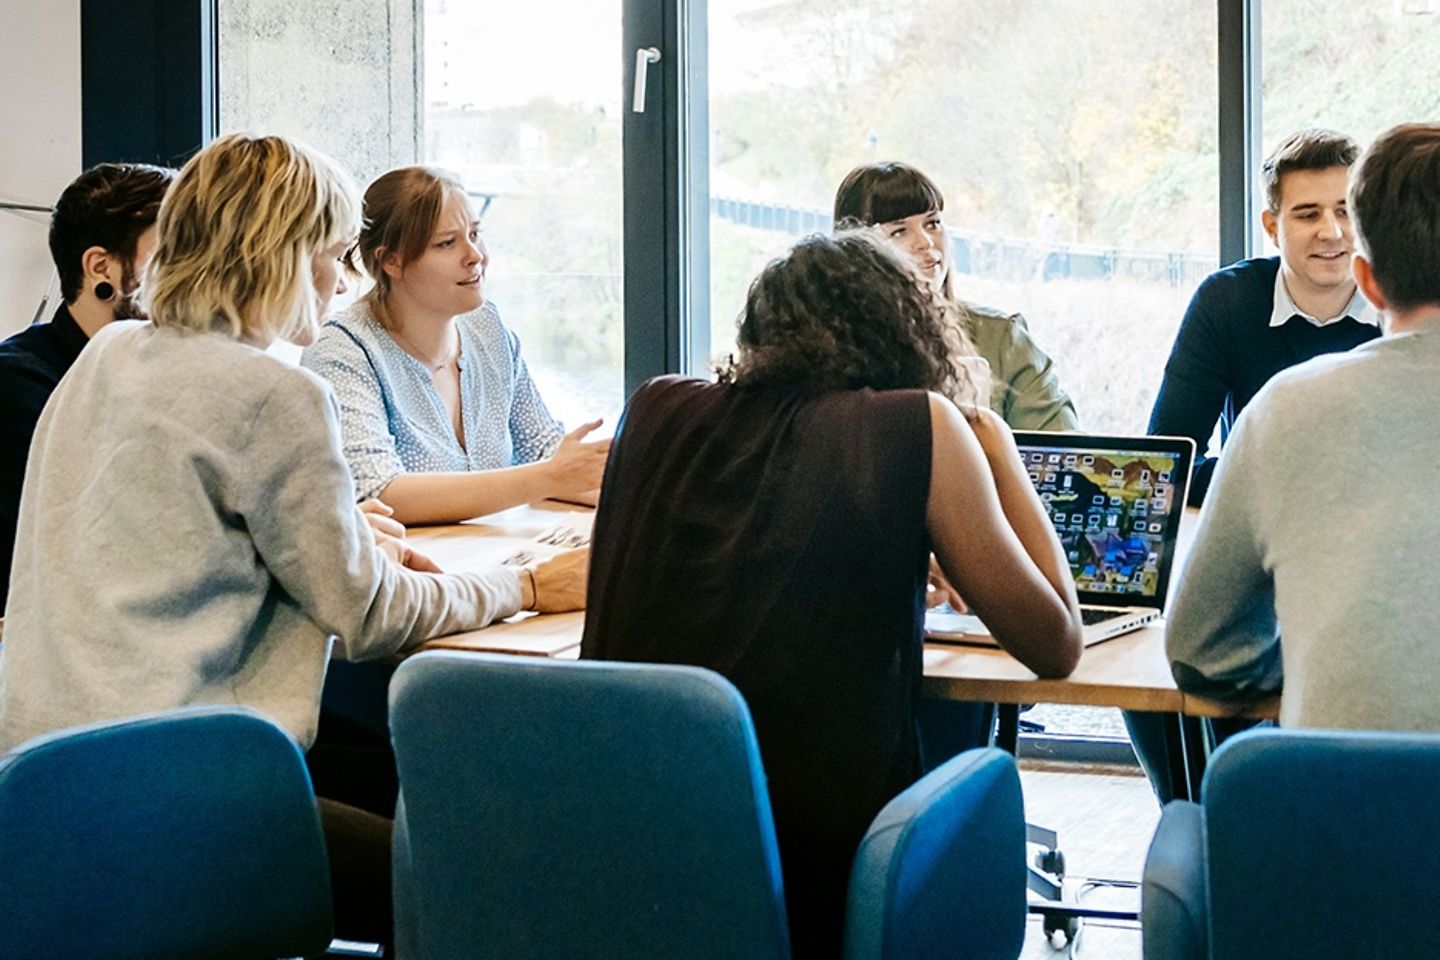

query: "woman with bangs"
left=0, top=134, right=587, bottom=948
left=834, top=162, right=1078, bottom=432
left=302, top=166, right=609, bottom=525
left=583, top=231, right=1083, bottom=959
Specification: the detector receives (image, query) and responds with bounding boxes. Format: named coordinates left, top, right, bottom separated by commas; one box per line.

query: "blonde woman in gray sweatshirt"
left=0, top=133, right=586, bottom=947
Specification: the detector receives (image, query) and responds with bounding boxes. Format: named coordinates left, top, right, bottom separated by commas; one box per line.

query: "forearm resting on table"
left=378, top=463, right=561, bottom=525
left=928, top=400, right=1082, bottom=677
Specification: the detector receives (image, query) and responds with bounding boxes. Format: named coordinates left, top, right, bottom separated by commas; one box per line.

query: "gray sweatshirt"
left=1166, top=319, right=1440, bottom=730
left=0, top=321, right=520, bottom=751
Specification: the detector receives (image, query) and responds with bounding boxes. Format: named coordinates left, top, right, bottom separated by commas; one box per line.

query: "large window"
left=218, top=0, right=625, bottom=427
left=707, top=0, right=1219, bottom=434
left=424, top=0, right=625, bottom=427
left=1262, top=0, right=1440, bottom=151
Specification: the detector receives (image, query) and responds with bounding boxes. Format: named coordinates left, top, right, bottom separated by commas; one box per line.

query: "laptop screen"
left=1012, top=432, right=1195, bottom=610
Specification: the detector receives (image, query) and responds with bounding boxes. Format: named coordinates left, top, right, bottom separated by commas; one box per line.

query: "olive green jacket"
left=959, top=300, right=1078, bottom=431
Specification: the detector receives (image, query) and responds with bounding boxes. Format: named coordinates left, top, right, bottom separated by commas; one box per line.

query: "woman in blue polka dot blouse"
left=302, top=166, right=609, bottom=524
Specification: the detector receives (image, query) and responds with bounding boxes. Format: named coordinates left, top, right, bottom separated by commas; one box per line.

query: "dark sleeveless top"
left=581, top=375, right=933, bottom=959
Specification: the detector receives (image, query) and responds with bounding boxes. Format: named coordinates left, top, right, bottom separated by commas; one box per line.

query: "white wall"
left=0, top=0, right=81, bottom=338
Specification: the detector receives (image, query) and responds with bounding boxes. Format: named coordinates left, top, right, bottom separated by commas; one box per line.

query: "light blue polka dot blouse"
left=301, top=299, right=564, bottom=501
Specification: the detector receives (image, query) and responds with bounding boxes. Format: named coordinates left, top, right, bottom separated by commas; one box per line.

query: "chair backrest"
left=844, top=747, right=1026, bottom=960
left=1203, top=728, right=1440, bottom=960
left=0, top=706, right=333, bottom=960
left=389, top=651, right=791, bottom=959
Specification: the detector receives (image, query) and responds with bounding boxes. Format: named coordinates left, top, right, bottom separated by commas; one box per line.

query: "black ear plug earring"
left=94, top=281, right=115, bottom=301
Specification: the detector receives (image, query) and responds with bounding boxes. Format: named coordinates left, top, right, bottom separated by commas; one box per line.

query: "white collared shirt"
left=1270, top=270, right=1379, bottom=329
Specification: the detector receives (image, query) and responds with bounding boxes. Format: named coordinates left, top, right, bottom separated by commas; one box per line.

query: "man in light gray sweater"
left=1166, top=123, right=1440, bottom=730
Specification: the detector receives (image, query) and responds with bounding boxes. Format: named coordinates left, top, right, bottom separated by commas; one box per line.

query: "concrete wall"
left=0, top=0, right=82, bottom=338
left=219, top=0, right=421, bottom=185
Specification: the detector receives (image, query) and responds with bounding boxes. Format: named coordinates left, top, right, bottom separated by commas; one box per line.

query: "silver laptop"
left=926, top=432, right=1195, bottom=648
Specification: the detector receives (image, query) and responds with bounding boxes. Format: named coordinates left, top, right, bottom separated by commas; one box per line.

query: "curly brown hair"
left=718, top=231, right=980, bottom=409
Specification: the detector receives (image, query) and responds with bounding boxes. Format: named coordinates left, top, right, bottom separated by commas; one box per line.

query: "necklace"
left=391, top=324, right=459, bottom=372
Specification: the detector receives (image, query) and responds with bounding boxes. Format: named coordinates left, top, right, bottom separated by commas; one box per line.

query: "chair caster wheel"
left=1043, top=912, right=1080, bottom=946
left=1035, top=848, right=1066, bottom=878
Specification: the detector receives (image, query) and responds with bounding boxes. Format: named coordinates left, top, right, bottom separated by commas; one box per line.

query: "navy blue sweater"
left=0, top=305, right=89, bottom=613
left=1148, top=257, right=1380, bottom=505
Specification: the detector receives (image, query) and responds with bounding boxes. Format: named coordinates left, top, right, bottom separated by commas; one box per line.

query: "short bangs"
left=834, top=162, right=946, bottom=226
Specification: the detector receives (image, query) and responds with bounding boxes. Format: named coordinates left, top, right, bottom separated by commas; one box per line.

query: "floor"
left=1016, top=760, right=1161, bottom=960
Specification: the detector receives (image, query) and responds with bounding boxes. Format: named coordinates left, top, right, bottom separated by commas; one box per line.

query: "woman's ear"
left=380, top=248, right=404, bottom=282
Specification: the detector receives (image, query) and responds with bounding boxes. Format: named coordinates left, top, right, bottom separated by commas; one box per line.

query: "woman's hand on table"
left=359, top=497, right=406, bottom=539
left=544, top=420, right=612, bottom=500
left=375, top=531, right=443, bottom=572
left=360, top=498, right=443, bottom=572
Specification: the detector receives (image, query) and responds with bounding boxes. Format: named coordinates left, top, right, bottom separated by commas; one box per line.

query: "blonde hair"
left=346, top=165, right=467, bottom=320
left=142, top=133, right=360, bottom=344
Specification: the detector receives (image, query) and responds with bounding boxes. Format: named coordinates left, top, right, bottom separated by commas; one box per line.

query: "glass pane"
left=1263, top=1, right=1440, bottom=149
left=423, top=0, right=625, bottom=427
left=707, top=0, right=1220, bottom=435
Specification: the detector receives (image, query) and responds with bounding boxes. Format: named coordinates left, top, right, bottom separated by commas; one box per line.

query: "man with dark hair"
left=0, top=163, right=174, bottom=612
left=1150, top=128, right=1379, bottom=506
left=1167, top=123, right=1440, bottom=730
left=1128, top=128, right=1379, bottom=804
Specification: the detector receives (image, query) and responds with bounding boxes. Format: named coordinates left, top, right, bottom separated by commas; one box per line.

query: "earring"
left=94, top=281, right=115, bottom=301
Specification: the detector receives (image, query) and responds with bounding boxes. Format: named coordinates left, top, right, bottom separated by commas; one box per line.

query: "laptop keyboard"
left=1080, top=608, right=1125, bottom=626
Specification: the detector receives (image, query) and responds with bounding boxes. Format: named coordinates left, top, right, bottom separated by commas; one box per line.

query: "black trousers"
left=307, top=707, right=400, bottom=950
left=1123, top=710, right=1262, bottom=805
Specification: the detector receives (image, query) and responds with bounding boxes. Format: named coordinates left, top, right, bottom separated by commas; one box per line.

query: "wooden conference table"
left=410, top=501, right=1277, bottom=800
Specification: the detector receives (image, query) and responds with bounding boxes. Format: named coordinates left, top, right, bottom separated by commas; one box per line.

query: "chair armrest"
left=845, top=747, right=1025, bottom=960
left=1142, top=800, right=1206, bottom=960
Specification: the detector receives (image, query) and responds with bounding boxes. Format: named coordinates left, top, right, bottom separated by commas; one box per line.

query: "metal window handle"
left=632, top=47, right=662, bottom=113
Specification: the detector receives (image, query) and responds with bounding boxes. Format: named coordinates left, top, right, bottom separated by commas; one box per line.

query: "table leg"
left=996, top=703, right=1020, bottom=754
left=1161, top=712, right=1192, bottom=802
left=1181, top=713, right=1208, bottom=798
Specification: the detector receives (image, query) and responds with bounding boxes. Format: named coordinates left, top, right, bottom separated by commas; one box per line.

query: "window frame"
left=86, top=0, right=1265, bottom=755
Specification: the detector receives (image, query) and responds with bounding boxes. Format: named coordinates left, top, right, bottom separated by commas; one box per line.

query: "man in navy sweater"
left=1149, top=128, right=1379, bottom=506
left=1130, top=128, right=1380, bottom=804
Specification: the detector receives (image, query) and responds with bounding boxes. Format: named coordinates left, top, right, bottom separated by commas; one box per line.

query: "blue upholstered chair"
left=1142, top=728, right=1440, bottom=960
left=390, top=651, right=1028, bottom=960
left=845, top=746, right=1026, bottom=960
left=389, top=652, right=790, bottom=959
left=0, top=706, right=334, bottom=960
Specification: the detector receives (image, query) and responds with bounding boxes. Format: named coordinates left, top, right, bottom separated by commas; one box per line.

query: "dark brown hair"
left=718, top=232, right=977, bottom=408
left=833, top=162, right=945, bottom=226
left=49, top=163, right=175, bottom=302
left=1261, top=128, right=1360, bottom=213
left=1349, top=123, right=1440, bottom=312
left=348, top=165, right=467, bottom=314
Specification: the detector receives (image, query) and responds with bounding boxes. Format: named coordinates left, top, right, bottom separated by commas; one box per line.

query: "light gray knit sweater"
left=0, top=321, right=520, bottom=751
left=1166, top=319, right=1440, bottom=729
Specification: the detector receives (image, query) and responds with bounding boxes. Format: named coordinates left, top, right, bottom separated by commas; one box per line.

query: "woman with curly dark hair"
left=582, top=231, right=1082, bottom=959
left=835, top=161, right=1078, bottom=431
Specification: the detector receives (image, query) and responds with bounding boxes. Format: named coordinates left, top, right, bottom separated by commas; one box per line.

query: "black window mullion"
left=622, top=0, right=708, bottom=400
left=1218, top=0, right=1261, bottom=267
left=81, top=0, right=218, bottom=168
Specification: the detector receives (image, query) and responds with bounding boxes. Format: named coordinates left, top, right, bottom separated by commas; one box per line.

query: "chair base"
left=1027, top=824, right=1141, bottom=947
